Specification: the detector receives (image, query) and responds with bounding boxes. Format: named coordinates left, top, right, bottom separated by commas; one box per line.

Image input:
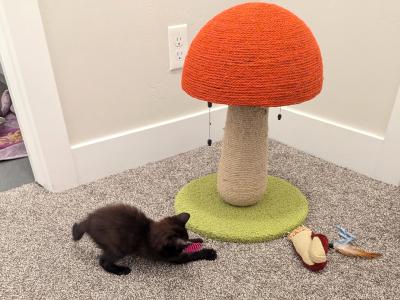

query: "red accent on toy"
left=183, top=242, right=202, bottom=254
left=312, top=233, right=329, bottom=253
left=306, top=233, right=329, bottom=272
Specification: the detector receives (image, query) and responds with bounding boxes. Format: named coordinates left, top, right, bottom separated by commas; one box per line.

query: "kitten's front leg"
left=99, top=252, right=131, bottom=275
left=168, top=248, right=217, bottom=264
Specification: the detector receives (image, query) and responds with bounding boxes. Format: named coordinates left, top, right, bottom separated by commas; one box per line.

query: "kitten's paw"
left=189, top=238, right=204, bottom=243
left=116, top=266, right=131, bottom=276
left=203, top=249, right=217, bottom=261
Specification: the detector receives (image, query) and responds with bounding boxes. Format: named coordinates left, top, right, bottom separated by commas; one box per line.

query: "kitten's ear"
left=175, top=212, right=190, bottom=225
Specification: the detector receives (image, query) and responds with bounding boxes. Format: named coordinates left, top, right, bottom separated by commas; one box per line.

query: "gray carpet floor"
left=0, top=140, right=399, bottom=299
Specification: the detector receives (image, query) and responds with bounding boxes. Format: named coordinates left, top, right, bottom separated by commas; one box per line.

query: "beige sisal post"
left=217, top=106, right=269, bottom=206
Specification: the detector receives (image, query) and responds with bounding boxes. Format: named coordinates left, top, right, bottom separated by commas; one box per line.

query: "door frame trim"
left=0, top=0, right=78, bottom=191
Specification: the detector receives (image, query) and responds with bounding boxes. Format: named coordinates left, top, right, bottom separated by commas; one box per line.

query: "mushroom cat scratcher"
left=175, top=3, right=323, bottom=242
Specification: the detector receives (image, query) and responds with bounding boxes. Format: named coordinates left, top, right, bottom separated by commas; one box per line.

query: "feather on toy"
left=330, top=225, right=382, bottom=259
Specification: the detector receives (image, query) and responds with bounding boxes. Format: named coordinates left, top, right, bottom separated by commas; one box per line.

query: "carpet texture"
left=175, top=174, right=308, bottom=243
left=0, top=140, right=399, bottom=299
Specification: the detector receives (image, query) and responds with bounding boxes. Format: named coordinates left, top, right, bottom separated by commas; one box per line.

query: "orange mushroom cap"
left=182, top=2, right=323, bottom=107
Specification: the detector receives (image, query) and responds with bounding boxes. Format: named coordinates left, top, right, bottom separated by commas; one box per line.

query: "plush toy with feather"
left=289, top=225, right=382, bottom=272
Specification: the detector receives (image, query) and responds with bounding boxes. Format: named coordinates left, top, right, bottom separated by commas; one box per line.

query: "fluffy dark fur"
left=72, top=204, right=217, bottom=275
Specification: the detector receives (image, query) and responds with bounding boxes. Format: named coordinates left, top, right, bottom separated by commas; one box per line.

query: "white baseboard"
left=373, top=87, right=400, bottom=185
left=72, top=104, right=398, bottom=186
left=71, top=106, right=227, bottom=185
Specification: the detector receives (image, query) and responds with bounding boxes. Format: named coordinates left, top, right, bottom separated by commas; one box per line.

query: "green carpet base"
left=175, top=174, right=308, bottom=243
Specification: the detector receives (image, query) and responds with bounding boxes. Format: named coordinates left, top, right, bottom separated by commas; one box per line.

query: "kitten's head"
left=150, top=212, right=190, bottom=258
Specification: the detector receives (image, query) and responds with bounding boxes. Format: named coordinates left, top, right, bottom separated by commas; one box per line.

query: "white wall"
left=278, top=0, right=400, bottom=137
left=38, top=0, right=242, bottom=145
left=38, top=0, right=400, bottom=145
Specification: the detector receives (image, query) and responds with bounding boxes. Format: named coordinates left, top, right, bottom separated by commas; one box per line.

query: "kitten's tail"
left=72, top=221, right=87, bottom=241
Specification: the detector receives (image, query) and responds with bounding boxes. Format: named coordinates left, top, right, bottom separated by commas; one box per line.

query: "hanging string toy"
left=207, top=102, right=212, bottom=146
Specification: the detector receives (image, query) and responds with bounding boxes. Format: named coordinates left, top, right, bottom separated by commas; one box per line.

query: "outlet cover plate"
left=168, top=24, right=188, bottom=71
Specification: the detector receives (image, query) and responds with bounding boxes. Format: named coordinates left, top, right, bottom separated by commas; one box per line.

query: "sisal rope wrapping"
left=217, top=106, right=268, bottom=206
left=182, top=3, right=323, bottom=107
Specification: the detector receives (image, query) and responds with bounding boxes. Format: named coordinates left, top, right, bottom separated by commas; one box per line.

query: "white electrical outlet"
left=168, top=24, right=188, bottom=71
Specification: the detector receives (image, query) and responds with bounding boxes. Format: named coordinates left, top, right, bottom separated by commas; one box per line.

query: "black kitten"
left=72, top=204, right=217, bottom=275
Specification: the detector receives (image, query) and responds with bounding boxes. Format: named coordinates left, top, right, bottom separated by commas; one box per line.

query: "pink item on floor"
left=0, top=90, right=28, bottom=160
left=0, top=89, right=7, bottom=127
left=183, top=243, right=203, bottom=254
left=0, top=90, right=11, bottom=117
